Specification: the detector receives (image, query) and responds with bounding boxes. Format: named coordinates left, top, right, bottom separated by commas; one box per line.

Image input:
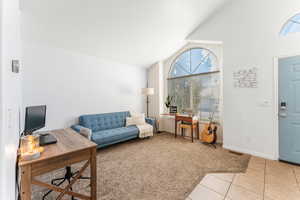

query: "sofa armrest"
left=71, top=124, right=86, bottom=133
left=71, top=125, right=92, bottom=140
left=145, top=117, right=155, bottom=126
left=145, top=117, right=157, bottom=133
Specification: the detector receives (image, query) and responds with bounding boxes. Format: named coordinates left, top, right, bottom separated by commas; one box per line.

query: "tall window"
left=168, top=48, right=220, bottom=121
left=280, top=13, right=300, bottom=36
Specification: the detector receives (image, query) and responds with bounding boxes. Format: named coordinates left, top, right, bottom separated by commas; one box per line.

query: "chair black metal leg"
left=42, top=166, right=91, bottom=200
left=67, top=179, right=76, bottom=200
left=72, top=169, right=90, bottom=180
left=51, top=177, right=65, bottom=185
left=42, top=189, right=52, bottom=200
left=43, top=177, right=66, bottom=200
left=51, top=177, right=64, bottom=183
left=79, top=176, right=90, bottom=180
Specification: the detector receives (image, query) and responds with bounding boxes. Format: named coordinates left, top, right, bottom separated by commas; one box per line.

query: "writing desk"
left=18, top=128, right=97, bottom=200
left=174, top=114, right=199, bottom=142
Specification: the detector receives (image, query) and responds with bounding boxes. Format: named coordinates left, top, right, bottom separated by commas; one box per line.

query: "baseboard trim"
left=223, top=144, right=278, bottom=160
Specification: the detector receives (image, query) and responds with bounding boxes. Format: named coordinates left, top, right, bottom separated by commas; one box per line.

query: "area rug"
left=32, top=132, right=250, bottom=200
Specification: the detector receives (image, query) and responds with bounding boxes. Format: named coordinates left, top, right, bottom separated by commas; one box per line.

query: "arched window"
left=168, top=48, right=220, bottom=120
left=169, top=48, right=218, bottom=78
left=280, top=13, right=300, bottom=36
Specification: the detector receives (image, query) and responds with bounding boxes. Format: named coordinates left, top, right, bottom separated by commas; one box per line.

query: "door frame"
left=273, top=53, right=300, bottom=160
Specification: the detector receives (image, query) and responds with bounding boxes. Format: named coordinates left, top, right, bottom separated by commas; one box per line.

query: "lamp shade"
left=142, top=88, right=154, bottom=96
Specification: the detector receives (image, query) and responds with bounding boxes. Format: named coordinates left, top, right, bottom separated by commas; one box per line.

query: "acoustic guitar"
left=201, top=122, right=218, bottom=144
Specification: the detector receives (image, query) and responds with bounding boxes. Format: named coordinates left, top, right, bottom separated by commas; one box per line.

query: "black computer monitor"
left=24, top=105, right=46, bottom=135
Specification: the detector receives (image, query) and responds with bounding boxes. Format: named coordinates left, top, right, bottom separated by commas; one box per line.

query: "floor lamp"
left=142, top=88, right=154, bottom=118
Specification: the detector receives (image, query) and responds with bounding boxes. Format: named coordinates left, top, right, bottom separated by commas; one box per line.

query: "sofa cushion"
left=92, top=126, right=139, bottom=145
left=79, top=111, right=130, bottom=132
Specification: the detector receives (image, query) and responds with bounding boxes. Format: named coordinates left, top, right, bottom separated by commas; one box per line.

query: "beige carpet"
left=32, top=133, right=250, bottom=200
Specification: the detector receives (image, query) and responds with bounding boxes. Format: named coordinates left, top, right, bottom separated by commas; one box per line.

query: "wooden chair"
left=175, top=115, right=199, bottom=142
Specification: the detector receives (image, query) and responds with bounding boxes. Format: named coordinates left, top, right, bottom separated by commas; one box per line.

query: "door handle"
left=279, top=101, right=287, bottom=117
left=280, top=101, right=287, bottom=110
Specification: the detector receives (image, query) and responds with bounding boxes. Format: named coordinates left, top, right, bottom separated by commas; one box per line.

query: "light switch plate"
left=12, top=60, right=20, bottom=73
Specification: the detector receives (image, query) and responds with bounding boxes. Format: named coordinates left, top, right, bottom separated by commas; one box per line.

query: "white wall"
left=189, top=0, right=300, bottom=159
left=0, top=0, right=22, bottom=199
left=22, top=43, right=146, bottom=130
left=148, top=61, right=164, bottom=119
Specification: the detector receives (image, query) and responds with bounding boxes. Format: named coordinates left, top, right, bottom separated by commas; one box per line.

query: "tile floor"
left=186, top=156, right=300, bottom=200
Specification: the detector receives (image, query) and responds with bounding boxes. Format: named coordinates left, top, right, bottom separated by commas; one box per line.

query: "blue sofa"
left=71, top=111, right=155, bottom=148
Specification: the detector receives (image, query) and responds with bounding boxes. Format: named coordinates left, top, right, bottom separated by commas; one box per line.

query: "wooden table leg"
left=174, top=120, right=177, bottom=138
left=20, top=165, right=32, bottom=200
left=197, top=122, right=200, bottom=139
left=191, top=125, right=194, bottom=142
left=90, top=148, right=97, bottom=200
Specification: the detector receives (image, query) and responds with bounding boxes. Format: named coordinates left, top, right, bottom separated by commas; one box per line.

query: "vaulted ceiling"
left=21, top=0, right=231, bottom=67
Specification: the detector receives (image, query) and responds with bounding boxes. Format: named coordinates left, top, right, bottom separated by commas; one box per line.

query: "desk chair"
left=175, top=115, right=199, bottom=142
left=180, top=122, right=199, bottom=142
left=42, top=166, right=90, bottom=200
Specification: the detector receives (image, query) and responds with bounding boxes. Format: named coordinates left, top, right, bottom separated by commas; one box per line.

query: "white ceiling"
left=21, top=0, right=230, bottom=67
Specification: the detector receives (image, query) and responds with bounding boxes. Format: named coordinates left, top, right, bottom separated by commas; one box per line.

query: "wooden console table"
left=18, top=128, right=97, bottom=200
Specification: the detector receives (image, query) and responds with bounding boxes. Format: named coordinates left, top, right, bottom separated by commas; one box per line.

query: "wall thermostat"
left=12, top=60, right=20, bottom=73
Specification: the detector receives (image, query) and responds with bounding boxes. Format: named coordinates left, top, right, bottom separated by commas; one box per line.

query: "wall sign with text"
left=233, top=67, right=258, bottom=88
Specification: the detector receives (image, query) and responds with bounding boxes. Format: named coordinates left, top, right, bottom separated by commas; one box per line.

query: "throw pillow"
left=126, top=116, right=146, bottom=126
left=130, top=112, right=145, bottom=119
left=126, top=117, right=135, bottom=126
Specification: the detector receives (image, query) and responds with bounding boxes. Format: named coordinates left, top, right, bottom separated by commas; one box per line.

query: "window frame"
left=168, top=47, right=219, bottom=80
left=167, top=47, right=221, bottom=117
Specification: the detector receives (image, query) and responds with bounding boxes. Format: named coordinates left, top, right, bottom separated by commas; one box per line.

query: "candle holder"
left=20, top=135, right=44, bottom=161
